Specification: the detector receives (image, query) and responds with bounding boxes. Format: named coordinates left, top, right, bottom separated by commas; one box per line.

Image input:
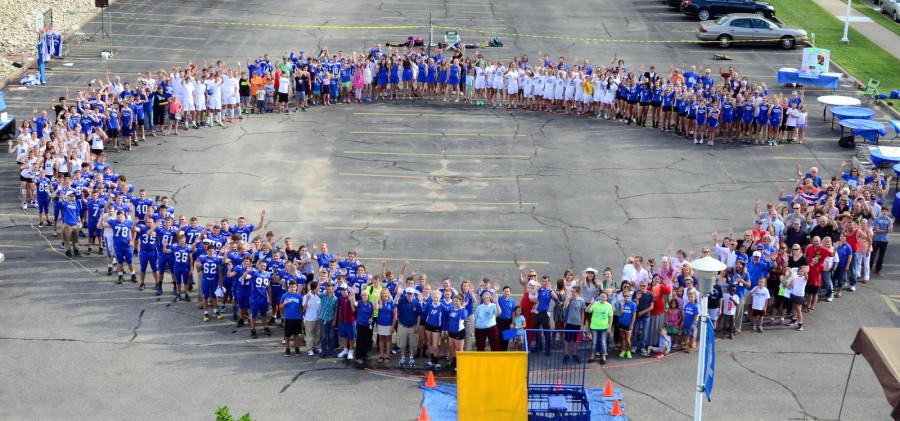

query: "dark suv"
left=680, top=0, right=775, bottom=21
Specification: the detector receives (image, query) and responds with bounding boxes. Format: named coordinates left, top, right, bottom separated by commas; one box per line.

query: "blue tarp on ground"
left=420, top=382, right=628, bottom=421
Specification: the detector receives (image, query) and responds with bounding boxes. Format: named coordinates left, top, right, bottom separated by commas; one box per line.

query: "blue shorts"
left=250, top=299, right=268, bottom=318
left=114, top=245, right=134, bottom=265
left=271, top=286, right=284, bottom=309
left=201, top=277, right=218, bottom=300
left=139, top=252, right=158, bottom=273
left=157, top=253, right=175, bottom=274
left=339, top=322, right=357, bottom=340
left=88, top=222, right=102, bottom=238
left=174, top=269, right=190, bottom=285
left=237, top=290, right=250, bottom=310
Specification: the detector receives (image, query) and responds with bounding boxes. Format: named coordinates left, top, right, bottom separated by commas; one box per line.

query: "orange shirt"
left=250, top=75, right=265, bottom=95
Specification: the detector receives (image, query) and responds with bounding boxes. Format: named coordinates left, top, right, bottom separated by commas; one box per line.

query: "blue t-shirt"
left=248, top=269, right=271, bottom=302
left=618, top=301, right=637, bottom=327
left=356, top=300, right=374, bottom=326
left=536, top=287, right=552, bottom=312
left=424, top=301, right=444, bottom=327
left=447, top=307, right=468, bottom=334
left=61, top=200, right=82, bottom=226
left=376, top=300, right=395, bottom=326
left=498, top=296, right=516, bottom=319
left=683, top=302, right=698, bottom=330
left=475, top=303, right=498, bottom=329
left=281, top=292, right=302, bottom=320
left=874, top=215, right=892, bottom=242
left=397, top=295, right=421, bottom=327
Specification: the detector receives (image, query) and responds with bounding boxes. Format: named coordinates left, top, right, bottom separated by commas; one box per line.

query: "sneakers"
left=434, top=363, right=443, bottom=371
left=73, top=249, right=81, bottom=257
left=337, top=349, right=349, bottom=359
left=174, top=295, right=181, bottom=302
left=107, top=267, right=113, bottom=276
left=203, top=313, right=210, bottom=322
left=618, top=351, right=626, bottom=358
left=347, top=350, right=354, bottom=360
left=849, top=286, right=856, bottom=292
left=408, top=357, right=416, bottom=367
left=251, top=329, right=258, bottom=339
left=826, top=296, right=834, bottom=302
left=758, top=325, right=764, bottom=333
left=215, top=312, right=224, bottom=320
left=236, top=319, right=245, bottom=328
left=130, top=274, right=137, bottom=283
left=796, top=324, right=804, bottom=331
left=285, top=349, right=292, bottom=357
left=263, top=327, right=272, bottom=336
left=391, top=346, right=399, bottom=354
left=425, top=361, right=434, bottom=369
left=399, top=357, right=407, bottom=367
left=308, top=349, right=316, bottom=356
left=138, top=283, right=145, bottom=291
left=117, top=275, right=124, bottom=284
left=65, top=250, right=72, bottom=258
left=184, top=294, right=191, bottom=302
left=155, top=286, right=163, bottom=296
left=625, top=351, right=633, bottom=359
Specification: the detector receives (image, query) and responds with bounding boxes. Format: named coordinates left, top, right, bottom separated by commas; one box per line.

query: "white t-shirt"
left=722, top=293, right=739, bottom=316
left=790, top=275, right=807, bottom=297
left=786, top=108, right=800, bottom=127
left=303, top=293, right=320, bottom=321
left=278, top=76, right=290, bottom=94
left=750, top=286, right=770, bottom=310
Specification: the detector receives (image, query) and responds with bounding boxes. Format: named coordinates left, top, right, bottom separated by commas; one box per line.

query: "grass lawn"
left=843, top=0, right=900, bottom=37
left=770, top=0, right=900, bottom=110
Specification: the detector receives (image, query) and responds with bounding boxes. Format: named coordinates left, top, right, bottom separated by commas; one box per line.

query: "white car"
left=696, top=14, right=808, bottom=49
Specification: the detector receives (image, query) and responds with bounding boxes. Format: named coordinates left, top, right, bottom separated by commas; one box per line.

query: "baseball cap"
left=404, top=287, right=416, bottom=294
left=752, top=251, right=762, bottom=257
left=584, top=267, right=599, bottom=274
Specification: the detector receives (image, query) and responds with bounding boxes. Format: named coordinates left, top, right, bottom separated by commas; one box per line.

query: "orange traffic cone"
left=609, top=400, right=623, bottom=416
left=418, top=404, right=430, bottom=421
left=424, top=371, right=437, bottom=388
left=603, top=380, right=614, bottom=397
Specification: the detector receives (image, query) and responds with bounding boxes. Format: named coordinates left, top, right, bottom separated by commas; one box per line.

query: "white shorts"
left=208, top=98, right=221, bottom=109
left=474, top=76, right=486, bottom=90
left=222, top=94, right=234, bottom=105
left=183, top=101, right=195, bottom=112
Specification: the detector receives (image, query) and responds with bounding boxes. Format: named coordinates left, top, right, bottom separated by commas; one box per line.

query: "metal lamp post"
left=689, top=256, right=726, bottom=421
left=841, top=0, right=852, bottom=44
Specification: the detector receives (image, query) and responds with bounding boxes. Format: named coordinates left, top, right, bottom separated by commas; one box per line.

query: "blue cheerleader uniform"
left=427, top=65, right=438, bottom=85
left=707, top=109, right=719, bottom=129
left=448, top=65, right=460, bottom=86
left=389, top=65, right=401, bottom=84
left=377, top=65, right=388, bottom=86
left=402, top=63, right=413, bottom=82
left=741, top=103, right=754, bottom=125
left=695, top=105, right=707, bottom=126
left=438, top=67, right=448, bottom=85
left=721, top=102, right=734, bottom=124
left=768, top=106, right=782, bottom=128
left=757, top=103, right=770, bottom=126
left=417, top=62, right=427, bottom=84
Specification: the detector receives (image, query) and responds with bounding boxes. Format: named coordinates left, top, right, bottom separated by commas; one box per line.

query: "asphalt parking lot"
left=1, top=0, right=899, bottom=420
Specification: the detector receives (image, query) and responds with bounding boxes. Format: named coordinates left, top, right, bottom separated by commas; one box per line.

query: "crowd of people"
left=7, top=44, right=892, bottom=371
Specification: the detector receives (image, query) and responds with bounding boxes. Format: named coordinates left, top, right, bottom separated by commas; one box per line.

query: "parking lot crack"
left=280, top=367, right=348, bottom=393
left=603, top=371, right=691, bottom=419
left=129, top=309, right=145, bottom=343
left=731, top=352, right=813, bottom=420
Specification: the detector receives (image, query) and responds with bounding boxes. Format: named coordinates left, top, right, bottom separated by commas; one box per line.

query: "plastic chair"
left=857, top=79, right=880, bottom=102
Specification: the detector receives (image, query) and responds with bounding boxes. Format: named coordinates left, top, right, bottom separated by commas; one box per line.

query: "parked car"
left=881, top=0, right=900, bottom=22
left=681, top=0, right=775, bottom=21
left=696, top=14, right=807, bottom=49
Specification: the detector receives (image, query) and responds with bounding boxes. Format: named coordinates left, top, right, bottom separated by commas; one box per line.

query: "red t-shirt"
left=845, top=230, right=859, bottom=252
left=650, top=283, right=671, bottom=316
left=804, top=246, right=832, bottom=287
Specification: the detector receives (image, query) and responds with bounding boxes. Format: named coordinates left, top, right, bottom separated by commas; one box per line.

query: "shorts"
left=250, top=299, right=268, bottom=318
left=137, top=119, right=144, bottom=127
left=277, top=92, right=288, bottom=103
left=683, top=326, right=695, bottom=339
left=284, top=319, right=302, bottom=336
left=805, top=285, right=819, bottom=295
left=790, top=294, right=805, bottom=306
left=339, top=322, right=356, bottom=340
left=19, top=175, right=33, bottom=183
left=157, top=253, right=174, bottom=273
left=106, top=128, right=119, bottom=138
left=751, top=308, right=765, bottom=317
left=666, top=326, right=680, bottom=335
left=341, top=81, right=351, bottom=89
left=449, top=330, right=465, bottom=341
left=662, top=105, right=672, bottom=112
left=139, top=253, right=159, bottom=273
left=564, top=323, right=581, bottom=341
left=201, top=277, right=218, bottom=300
left=114, top=245, right=134, bottom=264
left=785, top=126, right=796, bottom=132
left=255, top=100, right=265, bottom=109
left=797, top=123, right=806, bottom=129
left=294, top=91, right=306, bottom=102
left=174, top=269, right=190, bottom=285
left=651, top=101, right=662, bottom=107
left=397, top=324, right=418, bottom=350
left=639, top=102, right=650, bottom=107
left=425, top=324, right=441, bottom=333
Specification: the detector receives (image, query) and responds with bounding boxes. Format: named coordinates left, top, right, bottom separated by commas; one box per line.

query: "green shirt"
left=587, top=301, right=613, bottom=330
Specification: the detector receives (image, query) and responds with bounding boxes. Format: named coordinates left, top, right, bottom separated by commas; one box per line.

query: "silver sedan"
left=695, top=14, right=808, bottom=49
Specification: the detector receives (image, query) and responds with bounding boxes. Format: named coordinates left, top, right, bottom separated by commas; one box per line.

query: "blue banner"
left=703, top=318, right=716, bottom=401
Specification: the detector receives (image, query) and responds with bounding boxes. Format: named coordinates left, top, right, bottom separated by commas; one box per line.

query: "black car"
left=680, top=0, right=775, bottom=21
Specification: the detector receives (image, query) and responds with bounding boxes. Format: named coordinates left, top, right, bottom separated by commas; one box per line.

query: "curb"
left=0, top=0, right=119, bottom=91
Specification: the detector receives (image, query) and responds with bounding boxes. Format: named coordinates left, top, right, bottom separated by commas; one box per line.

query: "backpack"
left=838, top=135, right=854, bottom=148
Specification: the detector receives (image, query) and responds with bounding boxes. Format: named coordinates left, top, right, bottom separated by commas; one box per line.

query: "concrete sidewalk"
left=810, top=0, right=900, bottom=60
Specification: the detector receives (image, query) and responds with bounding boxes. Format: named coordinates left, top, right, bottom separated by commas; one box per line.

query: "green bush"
left=215, top=406, right=254, bottom=421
